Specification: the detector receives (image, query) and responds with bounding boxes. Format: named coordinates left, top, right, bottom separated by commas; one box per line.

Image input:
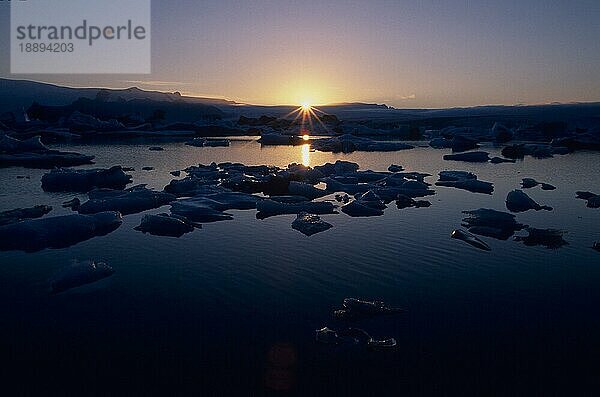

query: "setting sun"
left=301, top=102, right=311, bottom=111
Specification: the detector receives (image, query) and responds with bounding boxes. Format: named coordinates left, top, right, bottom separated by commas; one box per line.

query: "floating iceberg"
left=451, top=229, right=491, bottom=251
left=395, top=194, right=431, bottom=209
left=41, top=166, right=132, bottom=192
left=436, top=170, right=494, bottom=194
left=204, top=139, right=230, bottom=147
left=315, top=327, right=396, bottom=350
left=341, top=200, right=384, bottom=217
left=506, top=190, right=552, bottom=212
left=312, top=134, right=413, bottom=153
left=185, top=137, right=207, bottom=147
left=288, top=181, right=328, bottom=200
left=0, top=211, right=122, bottom=252
left=461, top=208, right=526, bottom=240
left=0, top=205, right=52, bottom=226
left=169, top=192, right=259, bottom=222
left=443, top=151, right=490, bottom=163
left=576, top=191, right=600, bottom=208
left=333, top=298, right=404, bottom=320
left=170, top=199, right=234, bottom=222
left=135, top=213, right=198, bottom=237
left=51, top=260, right=115, bottom=294
left=490, top=157, right=516, bottom=164
left=78, top=186, right=175, bottom=215
left=62, top=198, right=81, bottom=210
left=256, top=199, right=336, bottom=218
left=502, top=144, right=568, bottom=159
left=521, top=178, right=556, bottom=190
left=354, top=190, right=387, bottom=210
left=514, top=228, right=568, bottom=249
left=258, top=133, right=303, bottom=146
left=0, top=135, right=94, bottom=168
left=314, top=160, right=360, bottom=176
left=291, top=212, right=333, bottom=236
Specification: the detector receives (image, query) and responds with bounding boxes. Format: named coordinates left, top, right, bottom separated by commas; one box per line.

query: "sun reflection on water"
left=301, top=144, right=310, bottom=167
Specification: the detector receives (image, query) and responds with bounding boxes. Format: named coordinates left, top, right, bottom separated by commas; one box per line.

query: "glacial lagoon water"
left=1, top=138, right=599, bottom=395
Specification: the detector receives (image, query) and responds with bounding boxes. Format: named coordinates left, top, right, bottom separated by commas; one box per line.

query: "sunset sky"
left=1, top=0, right=599, bottom=107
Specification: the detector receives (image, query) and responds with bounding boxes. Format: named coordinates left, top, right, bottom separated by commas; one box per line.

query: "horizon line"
left=1, top=77, right=599, bottom=110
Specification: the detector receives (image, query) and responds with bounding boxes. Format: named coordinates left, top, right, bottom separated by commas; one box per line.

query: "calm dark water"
left=1, top=139, right=599, bottom=396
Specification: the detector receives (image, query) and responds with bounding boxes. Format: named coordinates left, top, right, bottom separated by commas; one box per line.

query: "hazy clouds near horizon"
left=1, top=0, right=599, bottom=108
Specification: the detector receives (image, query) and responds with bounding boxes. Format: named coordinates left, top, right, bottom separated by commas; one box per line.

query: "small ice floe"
left=436, top=170, right=494, bottom=194
left=291, top=212, right=333, bottom=236
left=0, top=205, right=53, bottom=226
left=51, top=260, right=115, bottom=294
left=62, top=198, right=81, bottom=210
left=315, top=327, right=396, bottom=350
left=333, top=298, right=404, bottom=320
left=461, top=208, right=526, bottom=240
left=576, top=191, right=600, bottom=208
left=521, top=178, right=556, bottom=190
left=135, top=213, right=198, bottom=237
left=0, top=211, right=122, bottom=252
left=78, top=186, right=176, bottom=215
left=451, top=229, right=491, bottom=251
left=395, top=194, right=431, bottom=209
left=506, top=190, right=553, bottom=212
left=514, top=228, right=568, bottom=249
left=490, top=156, right=516, bottom=164
left=593, top=242, right=600, bottom=252
left=443, top=151, right=491, bottom=163
left=41, top=166, right=132, bottom=192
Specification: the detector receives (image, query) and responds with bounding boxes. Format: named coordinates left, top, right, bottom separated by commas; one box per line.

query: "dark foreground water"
left=1, top=139, right=599, bottom=396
